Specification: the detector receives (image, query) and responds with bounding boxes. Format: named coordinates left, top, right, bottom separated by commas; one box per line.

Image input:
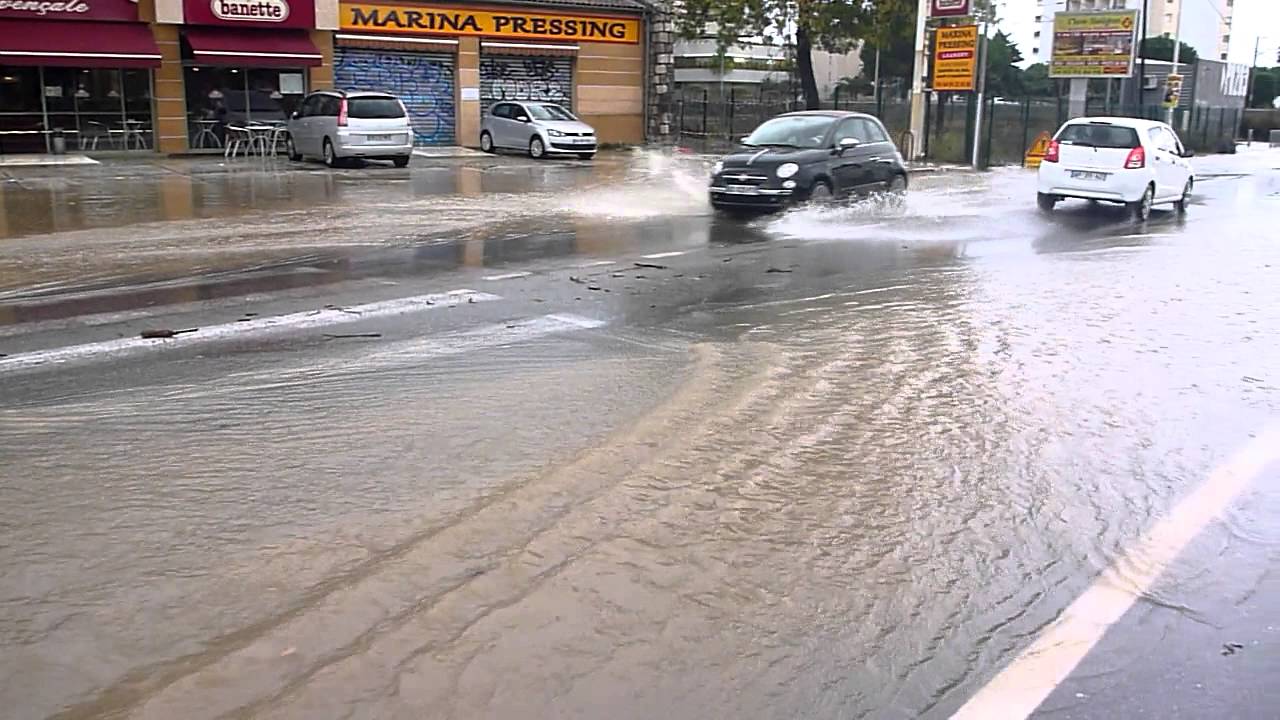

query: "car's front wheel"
left=286, top=135, right=302, bottom=162
left=480, top=131, right=494, bottom=153
left=529, top=136, right=546, bottom=159
left=1037, top=192, right=1056, bottom=213
left=1129, top=184, right=1154, bottom=222
left=808, top=180, right=833, bottom=204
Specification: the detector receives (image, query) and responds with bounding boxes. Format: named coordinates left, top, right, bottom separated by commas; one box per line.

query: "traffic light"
left=1163, top=74, right=1183, bottom=109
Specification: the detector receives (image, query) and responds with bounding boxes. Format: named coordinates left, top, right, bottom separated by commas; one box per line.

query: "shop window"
left=0, top=66, right=152, bottom=153
left=183, top=66, right=306, bottom=148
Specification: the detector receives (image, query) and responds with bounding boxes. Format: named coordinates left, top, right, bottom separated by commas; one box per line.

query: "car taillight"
left=1124, top=146, right=1145, bottom=169
left=1044, top=140, right=1059, bottom=163
left=338, top=98, right=348, bottom=127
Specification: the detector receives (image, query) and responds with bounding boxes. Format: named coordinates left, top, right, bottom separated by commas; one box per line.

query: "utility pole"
left=1139, top=0, right=1149, bottom=108
left=971, top=22, right=988, bottom=168
left=1166, top=0, right=1182, bottom=124
left=908, top=0, right=930, bottom=160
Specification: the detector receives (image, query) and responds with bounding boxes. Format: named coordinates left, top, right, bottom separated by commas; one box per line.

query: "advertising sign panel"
left=1049, top=10, right=1138, bottom=78
left=932, top=24, right=978, bottom=91
left=340, top=3, right=641, bottom=44
left=930, top=0, right=970, bottom=17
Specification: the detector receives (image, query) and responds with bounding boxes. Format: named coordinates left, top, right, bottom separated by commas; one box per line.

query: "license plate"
left=367, top=134, right=396, bottom=142
left=573, top=138, right=592, bottom=145
left=726, top=184, right=759, bottom=195
left=1070, top=170, right=1108, bottom=181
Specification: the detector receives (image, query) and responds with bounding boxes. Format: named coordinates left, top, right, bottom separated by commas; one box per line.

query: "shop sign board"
left=930, top=0, right=970, bottom=18
left=1049, top=10, right=1138, bottom=78
left=0, top=0, right=140, bottom=22
left=184, top=0, right=315, bottom=28
left=932, top=24, right=978, bottom=92
left=340, top=2, right=641, bottom=44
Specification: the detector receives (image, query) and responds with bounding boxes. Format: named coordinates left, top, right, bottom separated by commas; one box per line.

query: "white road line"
left=952, top=424, right=1280, bottom=720
left=194, top=314, right=607, bottom=392
left=577, top=260, right=617, bottom=268
left=482, top=271, right=533, bottom=281
left=0, top=289, right=499, bottom=373
left=641, top=251, right=687, bottom=259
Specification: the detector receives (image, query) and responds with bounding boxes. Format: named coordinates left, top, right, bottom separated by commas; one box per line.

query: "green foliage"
left=1251, top=71, right=1278, bottom=109
left=1021, top=63, right=1054, bottom=97
left=983, top=30, right=1024, bottom=97
left=1139, top=37, right=1198, bottom=65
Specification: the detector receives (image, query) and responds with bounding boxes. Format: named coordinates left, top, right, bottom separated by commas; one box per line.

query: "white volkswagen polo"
left=1037, top=117, right=1195, bottom=221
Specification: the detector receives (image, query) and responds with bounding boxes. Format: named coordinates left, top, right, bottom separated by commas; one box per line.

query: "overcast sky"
left=997, top=0, right=1279, bottom=67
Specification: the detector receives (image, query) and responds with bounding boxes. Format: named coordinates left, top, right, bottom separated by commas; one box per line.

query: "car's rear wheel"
left=1129, top=184, right=1153, bottom=222
left=529, top=136, right=545, bottom=159
left=392, top=155, right=410, bottom=168
left=480, top=131, right=494, bottom=153
left=323, top=138, right=339, bottom=168
left=286, top=135, right=302, bottom=162
left=1175, top=179, right=1193, bottom=213
left=808, top=180, right=833, bottom=204
left=1037, top=192, right=1056, bottom=213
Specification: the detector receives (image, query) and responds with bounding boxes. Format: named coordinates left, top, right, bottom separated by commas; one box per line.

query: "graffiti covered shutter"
left=334, top=47, right=456, bottom=146
left=479, top=55, right=574, bottom=109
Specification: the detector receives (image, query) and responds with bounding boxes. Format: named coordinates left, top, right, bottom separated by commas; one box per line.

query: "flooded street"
left=2, top=149, right=1280, bottom=720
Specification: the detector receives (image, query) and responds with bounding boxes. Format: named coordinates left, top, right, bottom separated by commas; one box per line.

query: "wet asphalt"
left=1, top=148, right=1279, bottom=720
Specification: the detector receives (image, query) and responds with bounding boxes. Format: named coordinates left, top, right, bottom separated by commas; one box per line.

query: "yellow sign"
left=932, top=25, right=978, bottom=92
left=1024, top=131, right=1053, bottom=169
left=340, top=3, right=641, bottom=44
left=1050, top=10, right=1137, bottom=78
left=1163, top=74, right=1183, bottom=109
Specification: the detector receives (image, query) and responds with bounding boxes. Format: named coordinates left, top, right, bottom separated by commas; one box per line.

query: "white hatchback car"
left=1037, top=117, right=1194, bottom=221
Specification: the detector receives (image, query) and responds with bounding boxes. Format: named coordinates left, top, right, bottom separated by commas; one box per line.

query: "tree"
left=1251, top=70, right=1278, bottom=109
left=676, top=0, right=875, bottom=110
left=1022, top=63, right=1054, bottom=97
left=1139, top=37, right=1198, bottom=66
left=983, top=30, right=1024, bottom=97
left=856, top=1, right=917, bottom=98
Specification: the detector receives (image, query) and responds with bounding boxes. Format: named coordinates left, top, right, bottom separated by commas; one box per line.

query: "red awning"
left=184, top=27, right=323, bottom=68
left=0, top=20, right=161, bottom=68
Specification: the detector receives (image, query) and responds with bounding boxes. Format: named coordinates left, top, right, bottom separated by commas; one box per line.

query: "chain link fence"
left=673, top=87, right=1243, bottom=165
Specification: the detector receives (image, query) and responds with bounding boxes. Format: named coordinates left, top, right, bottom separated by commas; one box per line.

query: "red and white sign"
left=212, top=0, right=288, bottom=22
left=931, top=0, right=971, bottom=17
left=183, top=0, right=313, bottom=27
left=0, top=0, right=140, bottom=22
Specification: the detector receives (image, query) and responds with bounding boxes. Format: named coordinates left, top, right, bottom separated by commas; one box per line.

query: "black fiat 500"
left=709, top=111, right=908, bottom=212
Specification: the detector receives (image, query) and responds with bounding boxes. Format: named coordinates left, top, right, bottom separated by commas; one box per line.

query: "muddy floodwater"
left=2, top=149, right=1279, bottom=719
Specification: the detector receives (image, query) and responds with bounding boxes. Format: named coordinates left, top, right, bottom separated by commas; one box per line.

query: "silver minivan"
left=287, top=90, right=413, bottom=168
left=480, top=102, right=597, bottom=160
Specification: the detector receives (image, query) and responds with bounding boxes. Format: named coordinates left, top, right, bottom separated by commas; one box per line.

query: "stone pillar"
left=457, top=36, right=481, bottom=148
left=646, top=5, right=675, bottom=143
left=309, top=30, right=335, bottom=90
left=152, top=23, right=189, bottom=154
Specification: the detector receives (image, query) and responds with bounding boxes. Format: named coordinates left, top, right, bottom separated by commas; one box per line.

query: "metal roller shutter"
left=333, top=47, right=456, bottom=146
left=479, top=55, right=574, bottom=110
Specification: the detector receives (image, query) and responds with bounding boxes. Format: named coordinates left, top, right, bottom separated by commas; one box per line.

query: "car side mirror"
left=516, top=115, right=530, bottom=123
left=290, top=111, right=300, bottom=120
left=1180, top=148, right=1195, bottom=158
left=837, top=137, right=861, bottom=154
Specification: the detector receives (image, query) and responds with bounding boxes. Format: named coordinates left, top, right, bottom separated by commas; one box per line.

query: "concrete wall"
left=576, top=41, right=646, bottom=144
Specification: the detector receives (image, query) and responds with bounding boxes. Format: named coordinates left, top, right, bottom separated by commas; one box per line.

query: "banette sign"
left=183, top=0, right=314, bottom=27
left=0, top=0, right=141, bottom=21
left=211, top=0, right=289, bottom=22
